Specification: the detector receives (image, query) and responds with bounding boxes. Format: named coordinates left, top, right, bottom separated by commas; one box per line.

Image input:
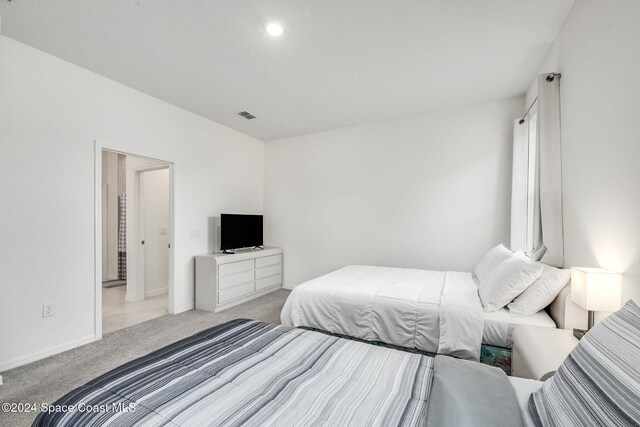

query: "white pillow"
left=473, top=244, right=513, bottom=283
left=507, top=264, right=570, bottom=317
left=513, top=249, right=533, bottom=263
left=478, top=257, right=543, bottom=312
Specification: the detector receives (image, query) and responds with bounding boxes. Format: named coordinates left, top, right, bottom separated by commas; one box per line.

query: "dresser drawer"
left=218, top=259, right=254, bottom=277
left=256, top=263, right=282, bottom=279
left=256, top=274, right=282, bottom=290
left=255, top=254, right=281, bottom=268
left=218, top=270, right=254, bottom=289
left=218, top=282, right=254, bottom=303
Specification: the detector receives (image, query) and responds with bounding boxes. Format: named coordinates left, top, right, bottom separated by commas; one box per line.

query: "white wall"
left=265, top=97, right=523, bottom=287
left=0, top=36, right=264, bottom=370
left=526, top=0, right=640, bottom=303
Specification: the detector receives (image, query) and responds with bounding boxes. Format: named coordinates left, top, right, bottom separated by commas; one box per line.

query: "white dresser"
left=195, top=247, right=283, bottom=312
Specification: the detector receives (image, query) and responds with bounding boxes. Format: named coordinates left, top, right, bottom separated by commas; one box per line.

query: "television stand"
left=195, top=247, right=283, bottom=313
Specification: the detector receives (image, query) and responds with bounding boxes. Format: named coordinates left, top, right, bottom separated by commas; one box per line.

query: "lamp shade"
left=571, top=267, right=621, bottom=312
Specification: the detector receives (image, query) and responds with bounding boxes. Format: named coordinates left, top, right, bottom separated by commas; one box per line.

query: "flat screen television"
left=220, top=213, right=263, bottom=251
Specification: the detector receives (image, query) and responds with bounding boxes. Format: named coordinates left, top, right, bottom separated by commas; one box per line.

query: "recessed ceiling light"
left=265, top=22, right=284, bottom=37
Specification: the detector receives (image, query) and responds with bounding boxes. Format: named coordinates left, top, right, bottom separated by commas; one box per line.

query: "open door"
left=139, top=167, right=171, bottom=299
left=97, top=147, right=174, bottom=338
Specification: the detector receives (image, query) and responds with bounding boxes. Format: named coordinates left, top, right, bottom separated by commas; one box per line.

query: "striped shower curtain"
left=118, top=193, right=127, bottom=280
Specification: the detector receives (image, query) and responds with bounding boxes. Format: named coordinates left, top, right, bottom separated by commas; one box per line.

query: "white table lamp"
left=571, top=267, right=621, bottom=339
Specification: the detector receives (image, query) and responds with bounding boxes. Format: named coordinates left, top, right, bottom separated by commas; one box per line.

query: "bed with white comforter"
left=482, top=308, right=555, bottom=348
left=281, top=265, right=484, bottom=360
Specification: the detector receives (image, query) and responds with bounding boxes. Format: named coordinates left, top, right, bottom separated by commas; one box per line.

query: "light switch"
left=189, top=229, right=200, bottom=238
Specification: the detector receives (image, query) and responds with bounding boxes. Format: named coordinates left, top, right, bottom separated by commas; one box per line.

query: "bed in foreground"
left=33, top=300, right=639, bottom=426
left=33, top=319, right=521, bottom=427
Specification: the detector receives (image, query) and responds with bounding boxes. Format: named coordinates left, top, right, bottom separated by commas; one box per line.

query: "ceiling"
left=0, top=1, right=574, bottom=141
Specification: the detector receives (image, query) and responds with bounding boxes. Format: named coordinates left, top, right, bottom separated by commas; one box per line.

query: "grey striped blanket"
left=529, top=300, right=640, bottom=426
left=33, top=319, right=434, bottom=426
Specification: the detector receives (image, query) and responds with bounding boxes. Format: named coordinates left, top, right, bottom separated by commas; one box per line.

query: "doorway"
left=99, top=149, right=173, bottom=335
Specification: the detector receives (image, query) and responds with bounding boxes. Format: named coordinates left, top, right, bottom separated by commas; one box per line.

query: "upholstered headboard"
left=549, top=283, right=588, bottom=330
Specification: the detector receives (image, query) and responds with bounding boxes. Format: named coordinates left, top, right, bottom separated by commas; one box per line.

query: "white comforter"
left=281, top=265, right=484, bottom=360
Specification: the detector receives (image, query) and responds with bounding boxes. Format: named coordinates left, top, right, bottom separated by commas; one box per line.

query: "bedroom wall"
left=264, top=97, right=524, bottom=287
left=526, top=0, right=640, bottom=303
left=0, top=36, right=264, bottom=370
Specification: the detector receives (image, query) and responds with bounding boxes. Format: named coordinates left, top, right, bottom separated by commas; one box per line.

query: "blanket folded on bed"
left=427, top=355, right=524, bottom=427
left=281, top=265, right=484, bottom=360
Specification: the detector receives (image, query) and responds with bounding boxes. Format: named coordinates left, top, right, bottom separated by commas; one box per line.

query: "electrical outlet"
left=159, top=227, right=167, bottom=236
left=42, top=303, right=54, bottom=318
left=189, top=229, right=200, bottom=238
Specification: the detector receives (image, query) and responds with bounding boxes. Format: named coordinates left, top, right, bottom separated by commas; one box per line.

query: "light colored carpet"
left=0, top=289, right=290, bottom=426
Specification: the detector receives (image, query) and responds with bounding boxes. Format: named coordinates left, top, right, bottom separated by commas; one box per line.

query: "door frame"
left=94, top=141, right=175, bottom=340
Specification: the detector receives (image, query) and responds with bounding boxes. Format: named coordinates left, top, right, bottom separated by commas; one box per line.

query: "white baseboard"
left=0, top=335, right=95, bottom=372
left=174, top=303, right=194, bottom=314
left=282, top=283, right=296, bottom=290
left=144, top=287, right=168, bottom=298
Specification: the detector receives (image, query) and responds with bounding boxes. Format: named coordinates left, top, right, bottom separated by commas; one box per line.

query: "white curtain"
left=536, top=74, right=564, bottom=267
left=511, top=73, right=563, bottom=267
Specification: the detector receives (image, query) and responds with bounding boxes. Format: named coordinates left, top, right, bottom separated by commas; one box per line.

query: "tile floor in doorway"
left=102, top=286, right=168, bottom=334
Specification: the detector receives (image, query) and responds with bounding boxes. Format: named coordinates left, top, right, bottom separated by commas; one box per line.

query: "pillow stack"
left=508, top=263, right=570, bottom=316
left=473, top=244, right=514, bottom=283
left=473, top=245, right=570, bottom=315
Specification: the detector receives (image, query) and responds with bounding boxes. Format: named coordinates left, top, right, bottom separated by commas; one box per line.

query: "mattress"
left=281, top=265, right=484, bottom=360
left=483, top=308, right=556, bottom=348
left=509, top=376, right=543, bottom=427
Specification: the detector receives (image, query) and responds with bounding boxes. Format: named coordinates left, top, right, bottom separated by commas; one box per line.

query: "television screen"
left=220, top=214, right=263, bottom=251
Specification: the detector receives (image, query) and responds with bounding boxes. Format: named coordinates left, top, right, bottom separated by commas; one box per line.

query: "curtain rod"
left=518, top=73, right=561, bottom=124
left=519, top=97, right=537, bottom=124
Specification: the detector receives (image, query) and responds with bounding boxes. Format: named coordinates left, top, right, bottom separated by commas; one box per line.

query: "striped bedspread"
left=34, top=319, right=433, bottom=426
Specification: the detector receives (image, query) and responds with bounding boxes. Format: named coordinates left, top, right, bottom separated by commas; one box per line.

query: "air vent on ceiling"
left=238, top=111, right=256, bottom=120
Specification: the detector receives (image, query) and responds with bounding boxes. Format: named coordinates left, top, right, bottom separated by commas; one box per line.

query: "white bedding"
left=509, top=376, right=543, bottom=427
left=482, top=308, right=556, bottom=348
left=280, top=265, right=484, bottom=360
